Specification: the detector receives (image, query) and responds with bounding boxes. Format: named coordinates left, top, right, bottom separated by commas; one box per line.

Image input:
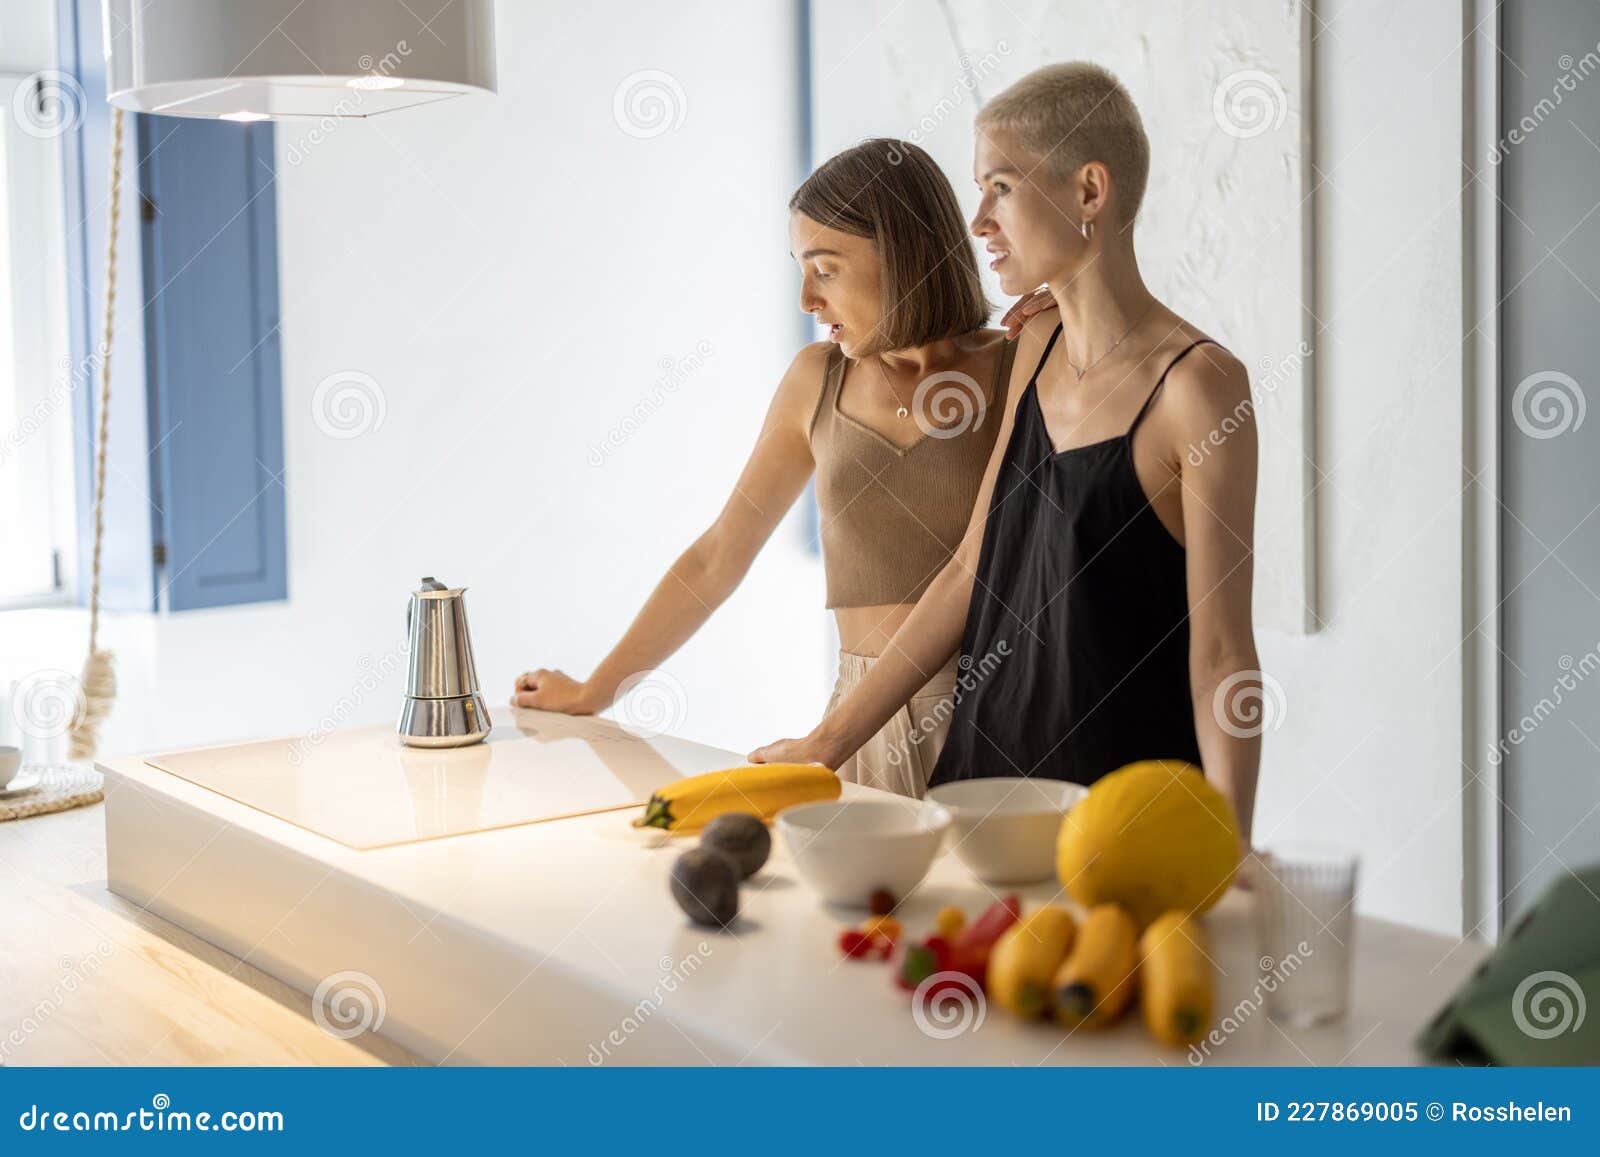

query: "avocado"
left=699, top=812, right=771, bottom=879
left=669, top=848, right=740, bottom=928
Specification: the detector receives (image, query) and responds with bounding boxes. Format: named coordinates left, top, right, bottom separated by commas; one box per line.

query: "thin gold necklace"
left=873, top=358, right=912, bottom=419
left=1065, top=300, right=1157, bottom=380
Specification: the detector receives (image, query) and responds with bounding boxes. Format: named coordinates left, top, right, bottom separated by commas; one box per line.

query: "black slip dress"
left=927, top=323, right=1221, bottom=789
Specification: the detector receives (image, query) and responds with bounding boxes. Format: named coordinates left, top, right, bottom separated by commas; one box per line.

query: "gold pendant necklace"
left=875, top=359, right=911, bottom=418
left=1066, top=300, right=1158, bottom=380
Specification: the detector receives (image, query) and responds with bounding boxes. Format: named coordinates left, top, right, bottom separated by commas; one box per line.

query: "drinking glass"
left=1252, top=843, right=1359, bottom=1027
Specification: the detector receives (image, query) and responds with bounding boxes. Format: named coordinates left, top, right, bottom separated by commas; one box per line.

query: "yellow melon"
left=1056, top=760, right=1239, bottom=926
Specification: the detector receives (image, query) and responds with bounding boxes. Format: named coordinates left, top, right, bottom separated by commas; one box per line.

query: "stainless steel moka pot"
left=397, top=577, right=492, bottom=747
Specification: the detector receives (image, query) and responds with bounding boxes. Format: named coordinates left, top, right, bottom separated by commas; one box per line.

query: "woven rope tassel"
left=68, top=106, right=124, bottom=761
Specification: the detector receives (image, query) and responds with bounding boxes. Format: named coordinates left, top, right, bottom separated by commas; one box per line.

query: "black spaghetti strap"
left=1128, top=339, right=1217, bottom=436
left=1028, top=323, right=1065, bottom=390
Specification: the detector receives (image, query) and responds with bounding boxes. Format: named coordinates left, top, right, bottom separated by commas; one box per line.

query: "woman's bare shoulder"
left=781, top=340, right=834, bottom=392
left=1159, top=330, right=1251, bottom=434
left=791, top=339, right=835, bottom=368
left=771, top=341, right=836, bottom=429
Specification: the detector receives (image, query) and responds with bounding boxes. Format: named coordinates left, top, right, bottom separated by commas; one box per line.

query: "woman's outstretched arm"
left=513, top=345, right=825, bottom=714
left=748, top=318, right=1048, bottom=765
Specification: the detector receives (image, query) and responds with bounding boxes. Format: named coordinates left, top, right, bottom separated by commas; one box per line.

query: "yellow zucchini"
left=1139, top=911, right=1214, bottom=1046
left=1052, top=903, right=1139, bottom=1029
left=633, top=763, right=840, bottom=832
left=987, top=905, right=1077, bottom=1020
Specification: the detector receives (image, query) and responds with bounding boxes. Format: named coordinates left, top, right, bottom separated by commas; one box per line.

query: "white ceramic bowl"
left=776, top=798, right=952, bottom=907
left=926, top=777, right=1087, bottom=884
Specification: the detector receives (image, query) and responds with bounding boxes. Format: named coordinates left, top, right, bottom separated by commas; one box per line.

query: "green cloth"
left=1416, top=866, right=1599, bottom=1065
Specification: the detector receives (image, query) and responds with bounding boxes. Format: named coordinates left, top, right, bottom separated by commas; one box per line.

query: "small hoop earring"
left=1079, top=219, right=1095, bottom=241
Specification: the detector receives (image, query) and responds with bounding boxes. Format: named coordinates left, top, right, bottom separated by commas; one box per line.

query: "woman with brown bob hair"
left=514, top=140, right=1043, bottom=797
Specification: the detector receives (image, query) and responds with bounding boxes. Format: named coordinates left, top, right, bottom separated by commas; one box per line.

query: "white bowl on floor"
left=926, top=777, right=1087, bottom=884
left=776, top=798, right=952, bottom=907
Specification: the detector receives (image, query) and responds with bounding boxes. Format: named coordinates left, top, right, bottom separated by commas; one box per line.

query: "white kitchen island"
left=98, top=709, right=1482, bottom=1066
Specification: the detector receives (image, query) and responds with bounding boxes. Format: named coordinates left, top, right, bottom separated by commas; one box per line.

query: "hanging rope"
left=68, top=105, right=124, bottom=760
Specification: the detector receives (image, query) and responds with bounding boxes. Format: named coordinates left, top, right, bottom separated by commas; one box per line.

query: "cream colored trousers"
left=825, top=650, right=960, bottom=799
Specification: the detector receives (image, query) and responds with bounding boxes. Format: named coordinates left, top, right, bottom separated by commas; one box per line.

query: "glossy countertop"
left=146, top=715, right=704, bottom=849
left=100, top=708, right=1486, bottom=1065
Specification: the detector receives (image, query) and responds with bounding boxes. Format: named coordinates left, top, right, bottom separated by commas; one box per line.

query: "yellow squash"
left=1139, top=911, right=1214, bottom=1047
left=633, top=763, right=840, bottom=832
left=1056, top=760, right=1239, bottom=926
left=1051, top=903, right=1139, bottom=1030
left=986, top=904, right=1077, bottom=1020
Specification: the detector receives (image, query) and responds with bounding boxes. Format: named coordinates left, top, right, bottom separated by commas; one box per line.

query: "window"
left=36, top=0, right=290, bottom=614
left=0, top=71, right=77, bottom=607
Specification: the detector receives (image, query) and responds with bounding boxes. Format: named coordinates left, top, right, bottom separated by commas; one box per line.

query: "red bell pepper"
left=945, top=894, right=1020, bottom=987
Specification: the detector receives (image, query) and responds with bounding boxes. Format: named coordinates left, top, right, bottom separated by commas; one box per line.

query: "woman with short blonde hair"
left=755, top=63, right=1263, bottom=846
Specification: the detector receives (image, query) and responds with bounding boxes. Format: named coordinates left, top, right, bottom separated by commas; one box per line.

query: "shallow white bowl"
left=776, top=798, right=952, bottom=907
left=926, top=777, right=1087, bottom=884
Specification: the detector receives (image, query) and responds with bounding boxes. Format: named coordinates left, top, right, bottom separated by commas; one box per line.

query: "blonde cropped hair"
left=977, top=62, right=1151, bottom=227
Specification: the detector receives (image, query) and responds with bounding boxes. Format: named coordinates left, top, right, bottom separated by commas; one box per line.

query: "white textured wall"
left=6, top=1, right=829, bottom=762
left=812, top=0, right=1313, bottom=633
left=1267, top=0, right=1468, bottom=937
left=811, top=0, right=1469, bottom=935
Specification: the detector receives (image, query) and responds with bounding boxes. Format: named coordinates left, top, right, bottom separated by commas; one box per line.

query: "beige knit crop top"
left=810, top=339, right=1016, bottom=609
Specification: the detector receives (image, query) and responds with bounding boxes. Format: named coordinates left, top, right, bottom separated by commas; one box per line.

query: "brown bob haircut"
left=789, top=139, right=990, bottom=355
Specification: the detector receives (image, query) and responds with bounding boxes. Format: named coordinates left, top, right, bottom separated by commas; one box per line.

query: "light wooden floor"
left=0, top=800, right=421, bottom=1066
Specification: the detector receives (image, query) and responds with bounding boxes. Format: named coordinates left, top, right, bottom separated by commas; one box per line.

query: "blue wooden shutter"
left=137, top=116, right=287, bottom=610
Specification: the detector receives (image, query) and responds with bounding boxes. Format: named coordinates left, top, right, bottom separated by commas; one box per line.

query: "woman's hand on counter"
left=746, top=731, right=845, bottom=770
left=511, top=668, right=606, bottom=715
